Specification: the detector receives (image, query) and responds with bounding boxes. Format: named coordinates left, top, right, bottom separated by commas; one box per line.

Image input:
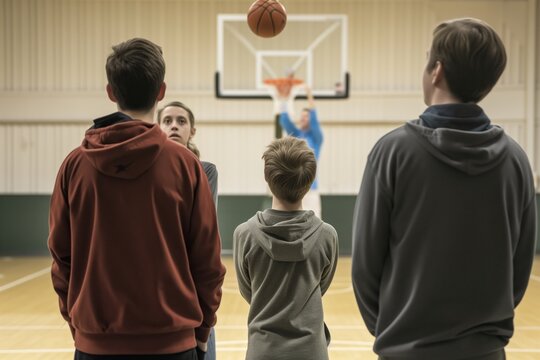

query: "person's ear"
left=106, top=84, right=117, bottom=103
left=431, top=61, right=444, bottom=85
left=157, top=82, right=166, bottom=101
left=190, top=127, right=197, bottom=139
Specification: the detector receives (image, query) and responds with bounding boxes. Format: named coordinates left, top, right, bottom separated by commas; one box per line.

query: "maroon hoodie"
left=48, top=118, right=226, bottom=355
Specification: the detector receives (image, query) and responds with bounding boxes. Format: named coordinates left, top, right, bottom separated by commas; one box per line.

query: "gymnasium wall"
left=0, top=0, right=539, bottom=254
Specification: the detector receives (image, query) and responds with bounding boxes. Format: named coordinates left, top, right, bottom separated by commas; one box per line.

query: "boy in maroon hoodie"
left=48, top=38, right=226, bottom=360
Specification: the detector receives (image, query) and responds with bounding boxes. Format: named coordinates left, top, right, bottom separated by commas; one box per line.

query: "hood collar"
left=407, top=104, right=508, bottom=175
left=247, top=209, right=324, bottom=262
left=82, top=119, right=167, bottom=180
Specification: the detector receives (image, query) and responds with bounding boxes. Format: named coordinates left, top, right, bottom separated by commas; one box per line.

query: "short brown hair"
left=263, top=137, right=316, bottom=203
left=157, top=101, right=200, bottom=158
left=427, top=18, right=506, bottom=103
left=106, top=38, right=166, bottom=111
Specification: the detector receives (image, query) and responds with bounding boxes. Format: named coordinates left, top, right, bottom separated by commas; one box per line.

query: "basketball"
left=247, top=0, right=287, bottom=38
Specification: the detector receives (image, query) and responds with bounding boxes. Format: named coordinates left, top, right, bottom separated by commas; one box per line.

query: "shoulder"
left=59, top=147, right=85, bottom=176
left=161, top=140, right=202, bottom=171
left=316, top=222, right=338, bottom=255
left=374, top=124, right=410, bottom=147
left=368, top=125, right=411, bottom=162
left=202, top=161, right=218, bottom=177
left=319, top=222, right=338, bottom=245
left=233, top=220, right=258, bottom=252
left=504, top=131, right=530, bottom=160
left=233, top=220, right=251, bottom=240
left=320, top=222, right=337, bottom=237
left=162, top=139, right=197, bottom=158
left=64, top=146, right=84, bottom=164
left=501, top=131, right=535, bottom=179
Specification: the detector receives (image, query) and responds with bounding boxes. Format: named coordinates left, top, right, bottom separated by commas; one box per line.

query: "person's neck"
left=429, top=89, right=462, bottom=106
left=118, top=106, right=156, bottom=123
left=272, top=196, right=302, bottom=211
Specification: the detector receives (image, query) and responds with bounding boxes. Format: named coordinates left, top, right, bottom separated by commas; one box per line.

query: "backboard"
left=216, top=14, right=349, bottom=99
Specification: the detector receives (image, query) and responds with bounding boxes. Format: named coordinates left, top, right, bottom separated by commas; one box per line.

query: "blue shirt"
left=279, top=109, right=323, bottom=190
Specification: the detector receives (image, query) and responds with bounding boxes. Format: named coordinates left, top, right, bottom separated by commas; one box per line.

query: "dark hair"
left=263, top=137, right=316, bottom=203
left=157, top=101, right=200, bottom=158
left=427, top=18, right=506, bottom=103
left=106, top=38, right=166, bottom=111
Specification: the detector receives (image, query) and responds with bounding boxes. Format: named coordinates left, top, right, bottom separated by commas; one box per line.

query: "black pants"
left=75, top=348, right=205, bottom=360
left=379, top=349, right=506, bottom=360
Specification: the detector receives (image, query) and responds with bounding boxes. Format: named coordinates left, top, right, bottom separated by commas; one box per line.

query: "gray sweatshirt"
left=202, top=161, right=218, bottom=207
left=352, top=104, right=536, bottom=360
left=234, top=209, right=338, bottom=360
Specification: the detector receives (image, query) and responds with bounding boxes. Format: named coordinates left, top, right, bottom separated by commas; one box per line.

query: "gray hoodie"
left=352, top=104, right=536, bottom=360
left=234, top=209, right=338, bottom=360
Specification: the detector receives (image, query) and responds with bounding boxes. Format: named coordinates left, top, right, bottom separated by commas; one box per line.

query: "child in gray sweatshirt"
left=234, top=136, right=338, bottom=360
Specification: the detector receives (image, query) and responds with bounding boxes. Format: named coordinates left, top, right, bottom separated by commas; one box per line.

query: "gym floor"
left=0, top=257, right=539, bottom=360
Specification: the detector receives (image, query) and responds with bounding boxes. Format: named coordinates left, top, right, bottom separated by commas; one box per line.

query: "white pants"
left=303, top=190, right=321, bottom=219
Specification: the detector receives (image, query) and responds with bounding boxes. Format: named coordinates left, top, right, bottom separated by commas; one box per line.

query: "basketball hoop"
left=264, top=77, right=304, bottom=98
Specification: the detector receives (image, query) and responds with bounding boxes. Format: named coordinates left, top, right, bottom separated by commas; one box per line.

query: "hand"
left=197, top=340, right=208, bottom=352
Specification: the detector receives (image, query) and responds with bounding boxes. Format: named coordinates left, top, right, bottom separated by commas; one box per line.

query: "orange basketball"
left=247, top=0, right=287, bottom=38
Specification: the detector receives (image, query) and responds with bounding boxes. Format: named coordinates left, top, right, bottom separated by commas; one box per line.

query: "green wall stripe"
left=1, top=195, right=539, bottom=256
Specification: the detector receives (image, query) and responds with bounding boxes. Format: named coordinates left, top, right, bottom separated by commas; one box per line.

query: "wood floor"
left=1, top=256, right=539, bottom=360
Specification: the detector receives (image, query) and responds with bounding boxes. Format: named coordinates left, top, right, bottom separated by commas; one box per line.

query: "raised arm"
left=279, top=112, right=301, bottom=137
left=303, top=85, right=323, bottom=145
left=306, top=85, right=315, bottom=109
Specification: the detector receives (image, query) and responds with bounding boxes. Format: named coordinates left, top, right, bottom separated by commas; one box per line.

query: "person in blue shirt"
left=271, top=83, right=324, bottom=217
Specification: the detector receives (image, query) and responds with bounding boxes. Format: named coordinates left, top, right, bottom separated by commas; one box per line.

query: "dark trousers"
left=379, top=349, right=506, bottom=360
left=75, top=348, right=205, bottom=360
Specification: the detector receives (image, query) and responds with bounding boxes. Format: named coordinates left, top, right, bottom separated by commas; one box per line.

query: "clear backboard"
left=216, top=14, right=349, bottom=99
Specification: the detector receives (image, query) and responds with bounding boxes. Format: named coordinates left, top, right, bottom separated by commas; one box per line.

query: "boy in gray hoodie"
left=233, top=136, right=338, bottom=360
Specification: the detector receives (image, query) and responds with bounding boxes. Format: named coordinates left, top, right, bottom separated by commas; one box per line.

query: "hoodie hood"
left=406, top=104, right=509, bottom=175
left=82, top=120, right=167, bottom=179
left=247, top=209, right=324, bottom=262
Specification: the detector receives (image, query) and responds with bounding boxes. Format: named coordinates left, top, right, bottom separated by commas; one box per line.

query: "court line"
left=216, top=340, right=375, bottom=346
left=0, top=349, right=74, bottom=354
left=331, top=340, right=373, bottom=345
left=223, top=285, right=353, bottom=294
left=224, top=274, right=540, bottom=294
left=506, top=348, right=540, bottom=353
left=326, top=285, right=353, bottom=294
left=216, top=340, right=247, bottom=345
left=6, top=324, right=540, bottom=331
left=2, top=347, right=540, bottom=354
left=0, top=267, right=50, bottom=293
left=0, top=325, right=66, bottom=330
left=214, top=325, right=540, bottom=331
left=0, top=347, right=372, bottom=354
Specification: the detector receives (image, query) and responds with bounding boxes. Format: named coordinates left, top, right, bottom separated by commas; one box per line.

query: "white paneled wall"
left=0, top=122, right=88, bottom=193
left=0, top=0, right=528, bottom=93
left=0, top=0, right=537, bottom=194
